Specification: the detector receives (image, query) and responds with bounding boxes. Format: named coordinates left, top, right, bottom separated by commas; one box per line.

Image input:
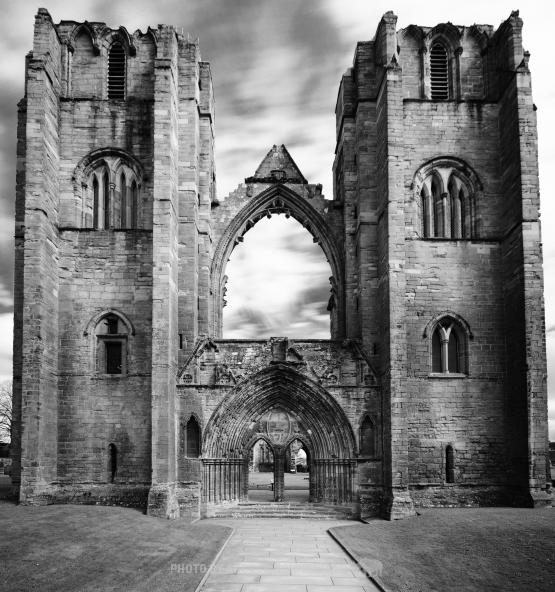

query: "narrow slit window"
left=430, top=43, right=449, bottom=100
left=108, top=43, right=126, bottom=99
left=109, top=443, right=118, bottom=483
left=446, top=445, right=455, bottom=483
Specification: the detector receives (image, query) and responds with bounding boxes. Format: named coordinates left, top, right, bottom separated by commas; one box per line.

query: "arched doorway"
left=201, top=364, right=356, bottom=511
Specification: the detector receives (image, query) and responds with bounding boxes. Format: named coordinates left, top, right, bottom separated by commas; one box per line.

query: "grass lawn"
left=0, top=501, right=232, bottom=592
left=330, top=507, right=555, bottom=592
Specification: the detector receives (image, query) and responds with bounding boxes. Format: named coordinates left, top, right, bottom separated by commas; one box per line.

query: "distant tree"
left=0, top=381, right=12, bottom=443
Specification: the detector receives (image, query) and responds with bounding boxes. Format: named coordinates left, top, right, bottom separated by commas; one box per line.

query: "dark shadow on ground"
left=0, top=504, right=232, bottom=592
left=330, top=507, right=555, bottom=592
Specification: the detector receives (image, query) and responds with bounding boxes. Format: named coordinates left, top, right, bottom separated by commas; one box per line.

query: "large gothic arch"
left=210, top=184, right=345, bottom=338
left=201, top=364, right=356, bottom=507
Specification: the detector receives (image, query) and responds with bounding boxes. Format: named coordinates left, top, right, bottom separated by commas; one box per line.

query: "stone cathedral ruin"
left=11, top=9, right=551, bottom=520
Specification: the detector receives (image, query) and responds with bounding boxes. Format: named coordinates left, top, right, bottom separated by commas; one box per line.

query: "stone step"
left=208, top=502, right=356, bottom=520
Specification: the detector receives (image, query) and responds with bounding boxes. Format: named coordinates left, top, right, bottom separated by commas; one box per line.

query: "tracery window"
left=80, top=153, right=142, bottom=230
left=417, top=159, right=479, bottom=240
left=431, top=316, right=466, bottom=374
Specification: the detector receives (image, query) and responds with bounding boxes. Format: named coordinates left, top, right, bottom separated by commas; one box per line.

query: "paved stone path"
left=200, top=519, right=381, bottom=592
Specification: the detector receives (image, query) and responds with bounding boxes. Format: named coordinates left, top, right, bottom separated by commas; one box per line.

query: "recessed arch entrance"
left=210, top=184, right=345, bottom=339
left=201, top=364, right=356, bottom=510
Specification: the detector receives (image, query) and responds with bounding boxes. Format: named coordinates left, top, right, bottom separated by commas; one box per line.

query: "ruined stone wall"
left=334, top=11, right=549, bottom=512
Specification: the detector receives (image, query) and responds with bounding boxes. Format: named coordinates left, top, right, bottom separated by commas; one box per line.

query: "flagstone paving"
left=199, top=519, right=381, bottom=592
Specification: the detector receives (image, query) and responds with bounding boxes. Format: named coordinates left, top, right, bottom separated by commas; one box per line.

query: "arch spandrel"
left=202, top=364, right=356, bottom=460
left=209, top=183, right=345, bottom=338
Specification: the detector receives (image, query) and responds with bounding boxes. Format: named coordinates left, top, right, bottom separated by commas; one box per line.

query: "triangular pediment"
left=246, top=144, right=307, bottom=184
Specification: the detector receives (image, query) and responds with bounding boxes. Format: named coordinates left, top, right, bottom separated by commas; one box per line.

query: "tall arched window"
left=108, top=42, right=126, bottom=99
left=430, top=42, right=449, bottom=100
left=185, top=417, right=201, bottom=458
left=431, top=316, right=467, bottom=374
left=360, top=416, right=376, bottom=457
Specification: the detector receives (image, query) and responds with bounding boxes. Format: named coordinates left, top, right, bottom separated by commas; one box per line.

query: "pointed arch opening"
left=211, top=185, right=345, bottom=339
left=202, top=365, right=356, bottom=506
left=222, top=214, right=332, bottom=339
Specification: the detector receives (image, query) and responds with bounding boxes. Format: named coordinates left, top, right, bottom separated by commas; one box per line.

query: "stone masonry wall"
left=56, top=231, right=153, bottom=485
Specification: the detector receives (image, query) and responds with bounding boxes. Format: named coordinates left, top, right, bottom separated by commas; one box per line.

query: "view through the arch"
left=223, top=214, right=331, bottom=338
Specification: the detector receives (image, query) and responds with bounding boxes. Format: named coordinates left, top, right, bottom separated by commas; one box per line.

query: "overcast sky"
left=0, top=1, right=554, bottom=437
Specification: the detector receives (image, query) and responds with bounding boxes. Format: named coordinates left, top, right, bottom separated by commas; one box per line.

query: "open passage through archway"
left=202, top=365, right=356, bottom=507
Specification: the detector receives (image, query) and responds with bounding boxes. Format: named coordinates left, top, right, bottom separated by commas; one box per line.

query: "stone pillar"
left=375, top=13, right=415, bottom=520
left=147, top=26, right=180, bottom=518
left=14, top=9, right=61, bottom=504
left=273, top=449, right=285, bottom=502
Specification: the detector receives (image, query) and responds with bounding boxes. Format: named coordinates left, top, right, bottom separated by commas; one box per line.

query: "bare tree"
left=0, top=381, right=12, bottom=443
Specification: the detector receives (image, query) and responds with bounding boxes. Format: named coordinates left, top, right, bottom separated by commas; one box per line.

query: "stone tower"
left=12, top=9, right=550, bottom=520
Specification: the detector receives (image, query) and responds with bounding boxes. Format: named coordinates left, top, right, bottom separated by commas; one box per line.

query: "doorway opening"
left=284, top=439, right=309, bottom=502
left=248, top=439, right=274, bottom=502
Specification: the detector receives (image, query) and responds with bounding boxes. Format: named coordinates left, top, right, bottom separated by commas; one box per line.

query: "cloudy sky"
left=0, top=1, right=554, bottom=436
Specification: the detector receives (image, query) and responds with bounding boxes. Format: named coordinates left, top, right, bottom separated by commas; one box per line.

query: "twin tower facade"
left=12, top=9, right=551, bottom=519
